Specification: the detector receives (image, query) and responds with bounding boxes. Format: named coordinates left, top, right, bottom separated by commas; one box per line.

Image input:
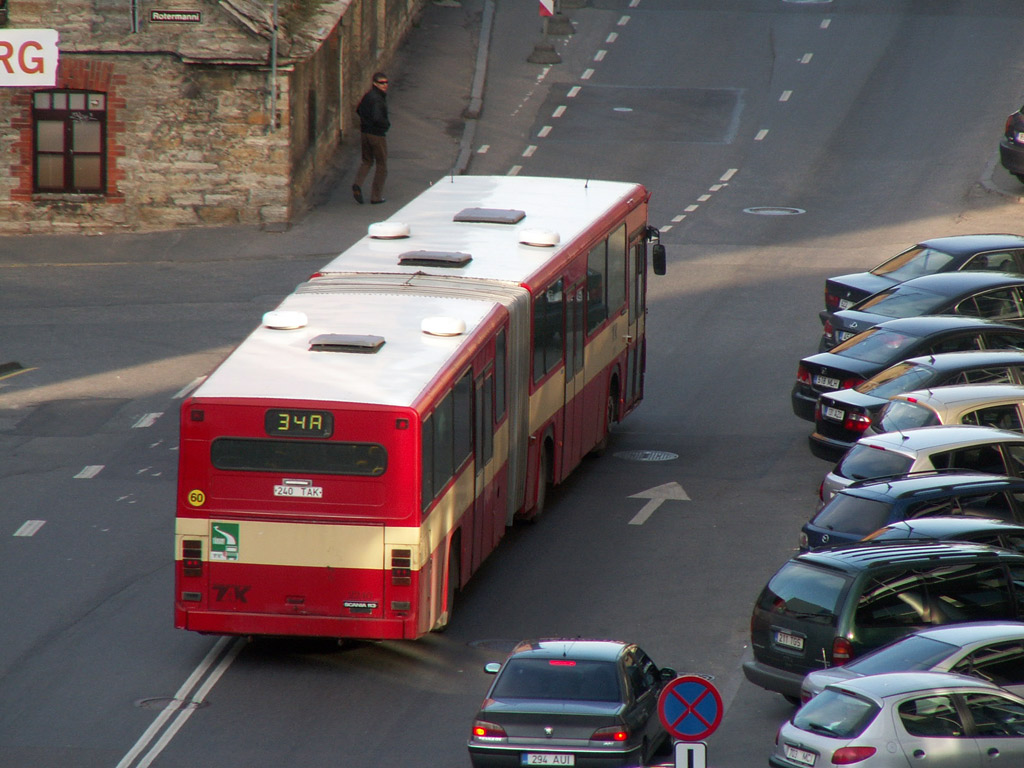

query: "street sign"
left=539, top=0, right=554, bottom=16
left=0, top=29, right=58, bottom=87
left=675, top=741, right=707, bottom=768
left=657, top=675, right=723, bottom=742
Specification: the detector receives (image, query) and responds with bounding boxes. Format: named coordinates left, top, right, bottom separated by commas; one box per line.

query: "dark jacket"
left=356, top=86, right=389, bottom=137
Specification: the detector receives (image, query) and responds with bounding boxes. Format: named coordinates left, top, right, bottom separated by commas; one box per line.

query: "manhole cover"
left=135, top=697, right=209, bottom=711
left=614, top=450, right=679, bottom=462
left=468, top=639, right=521, bottom=653
left=743, top=206, right=806, bottom=216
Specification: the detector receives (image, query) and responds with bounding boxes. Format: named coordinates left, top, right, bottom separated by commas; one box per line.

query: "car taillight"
left=774, top=725, right=782, bottom=746
left=843, top=412, right=873, bottom=433
left=471, top=720, right=507, bottom=739
left=825, top=292, right=840, bottom=311
left=833, top=637, right=854, bottom=664
left=822, top=319, right=834, bottom=338
left=840, top=377, right=863, bottom=390
left=818, top=479, right=825, bottom=502
left=800, top=689, right=813, bottom=704
left=182, top=539, right=203, bottom=577
left=591, top=726, right=629, bottom=742
left=832, top=747, right=877, bottom=764
left=798, top=531, right=809, bottom=550
left=796, top=364, right=812, bottom=385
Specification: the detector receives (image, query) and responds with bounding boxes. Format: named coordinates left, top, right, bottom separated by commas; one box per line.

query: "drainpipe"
left=268, top=0, right=279, bottom=131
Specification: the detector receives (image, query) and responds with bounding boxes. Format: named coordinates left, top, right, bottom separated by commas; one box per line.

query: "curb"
left=452, top=0, right=495, bottom=175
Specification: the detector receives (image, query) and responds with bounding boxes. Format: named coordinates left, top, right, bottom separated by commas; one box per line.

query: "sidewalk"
left=0, top=0, right=501, bottom=265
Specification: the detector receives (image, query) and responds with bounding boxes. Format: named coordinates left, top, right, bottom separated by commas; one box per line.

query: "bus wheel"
left=590, top=390, right=617, bottom=457
left=530, top=446, right=550, bottom=521
left=434, top=548, right=459, bottom=633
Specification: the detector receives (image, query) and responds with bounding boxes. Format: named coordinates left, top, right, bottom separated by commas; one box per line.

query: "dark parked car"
left=824, top=234, right=1024, bottom=312
left=865, top=516, right=1024, bottom=551
left=819, top=271, right=1024, bottom=351
left=810, top=349, right=1024, bottom=461
left=1001, top=105, right=1024, bottom=183
left=792, top=316, right=1024, bottom=421
left=742, top=541, right=1024, bottom=702
left=800, top=472, right=1024, bottom=551
left=467, top=639, right=675, bottom=768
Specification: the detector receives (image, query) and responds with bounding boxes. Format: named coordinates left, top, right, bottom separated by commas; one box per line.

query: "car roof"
left=898, top=620, right=1024, bottom=646
left=844, top=472, right=1024, bottom=499
left=888, top=271, right=1024, bottom=295
left=868, top=314, right=1024, bottom=335
left=892, top=383, right=1024, bottom=408
left=870, top=516, right=1024, bottom=538
left=834, top=671, right=1003, bottom=699
left=856, top=423, right=1024, bottom=451
left=507, top=639, right=630, bottom=662
left=918, top=234, right=1024, bottom=254
left=795, top=540, right=1023, bottom=572
left=898, top=349, right=1024, bottom=370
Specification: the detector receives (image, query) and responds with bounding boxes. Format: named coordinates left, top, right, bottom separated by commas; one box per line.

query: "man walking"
left=352, top=73, right=390, bottom=205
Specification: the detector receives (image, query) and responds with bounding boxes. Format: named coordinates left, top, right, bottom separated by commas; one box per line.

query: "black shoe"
left=371, top=199, right=386, bottom=204
left=352, top=184, right=364, bottom=204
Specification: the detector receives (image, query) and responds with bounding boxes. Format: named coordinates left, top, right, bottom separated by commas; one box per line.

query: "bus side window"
left=587, top=241, right=608, bottom=334
left=533, top=278, right=564, bottom=382
left=607, top=224, right=626, bottom=316
left=495, top=328, right=507, bottom=420
left=421, top=414, right=433, bottom=511
left=453, top=371, right=473, bottom=471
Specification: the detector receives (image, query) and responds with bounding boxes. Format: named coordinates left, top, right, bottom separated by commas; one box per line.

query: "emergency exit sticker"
left=211, top=522, right=239, bottom=561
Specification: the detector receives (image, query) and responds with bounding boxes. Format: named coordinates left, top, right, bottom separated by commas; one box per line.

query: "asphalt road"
left=3, top=1, right=1024, bottom=766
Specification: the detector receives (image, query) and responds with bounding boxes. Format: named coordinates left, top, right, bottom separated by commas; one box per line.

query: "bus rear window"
left=211, top=438, right=387, bottom=476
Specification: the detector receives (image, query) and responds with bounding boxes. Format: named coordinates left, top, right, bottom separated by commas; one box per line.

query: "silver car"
left=772, top=671, right=1024, bottom=768
left=801, top=621, right=1024, bottom=703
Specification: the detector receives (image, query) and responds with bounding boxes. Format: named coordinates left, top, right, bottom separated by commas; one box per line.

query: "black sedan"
left=865, top=516, right=1024, bottom=551
left=1001, top=105, right=1024, bottom=184
left=809, top=349, right=1024, bottom=460
left=791, top=315, right=1024, bottom=421
left=467, top=639, right=675, bottom=768
left=819, top=271, right=1024, bottom=351
left=824, top=233, right=1024, bottom=312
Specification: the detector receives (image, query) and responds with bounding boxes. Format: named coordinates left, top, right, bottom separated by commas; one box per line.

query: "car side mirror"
left=484, top=662, right=501, bottom=674
left=652, top=243, right=666, bottom=275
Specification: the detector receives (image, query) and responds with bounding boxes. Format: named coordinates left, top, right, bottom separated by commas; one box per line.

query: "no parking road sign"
left=657, top=675, right=723, bottom=742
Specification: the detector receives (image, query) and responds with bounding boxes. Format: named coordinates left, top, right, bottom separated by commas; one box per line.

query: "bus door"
left=473, top=372, right=496, bottom=571
left=624, top=234, right=647, bottom=408
left=562, top=280, right=586, bottom=469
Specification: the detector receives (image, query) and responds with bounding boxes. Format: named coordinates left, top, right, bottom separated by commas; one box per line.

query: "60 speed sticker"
left=187, top=489, right=206, bottom=507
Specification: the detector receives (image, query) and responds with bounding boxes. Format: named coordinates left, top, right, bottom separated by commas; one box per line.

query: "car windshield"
left=877, top=400, right=942, bottom=432
left=758, top=562, right=848, bottom=621
left=812, top=495, right=894, bottom=536
left=489, top=659, right=622, bottom=702
left=792, top=688, right=879, bottom=738
left=854, top=285, right=946, bottom=319
left=873, top=246, right=957, bottom=282
left=832, top=328, right=920, bottom=365
left=835, top=444, right=913, bottom=481
left=856, top=362, right=935, bottom=397
left=844, top=635, right=959, bottom=676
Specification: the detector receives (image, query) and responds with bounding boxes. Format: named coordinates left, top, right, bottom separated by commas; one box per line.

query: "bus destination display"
left=264, top=409, right=333, bottom=438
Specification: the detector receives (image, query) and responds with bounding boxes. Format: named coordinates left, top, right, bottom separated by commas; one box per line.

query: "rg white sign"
left=0, top=29, right=59, bottom=87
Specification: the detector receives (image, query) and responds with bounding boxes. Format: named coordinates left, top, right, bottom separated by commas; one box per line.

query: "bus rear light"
left=182, top=539, right=203, bottom=577
left=391, top=548, right=412, bottom=585
left=390, top=601, right=411, bottom=611
left=181, top=591, right=202, bottom=602
left=190, top=409, right=204, bottom=422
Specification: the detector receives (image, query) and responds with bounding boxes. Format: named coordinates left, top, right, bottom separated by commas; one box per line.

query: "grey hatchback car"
left=772, top=672, right=1024, bottom=768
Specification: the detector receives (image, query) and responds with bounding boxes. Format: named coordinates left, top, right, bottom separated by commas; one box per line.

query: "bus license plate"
left=812, top=374, right=840, bottom=390
left=823, top=406, right=844, bottom=422
left=273, top=485, right=323, bottom=498
left=774, top=630, right=804, bottom=651
left=522, top=755, right=574, bottom=766
left=784, top=744, right=816, bottom=767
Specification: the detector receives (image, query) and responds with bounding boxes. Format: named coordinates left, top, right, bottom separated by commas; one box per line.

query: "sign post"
left=657, top=675, right=723, bottom=768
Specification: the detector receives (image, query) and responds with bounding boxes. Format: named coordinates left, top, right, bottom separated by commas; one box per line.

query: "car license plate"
left=1016, top=131, right=1024, bottom=144
left=838, top=298, right=854, bottom=309
left=836, top=330, right=855, bottom=342
left=273, top=485, right=323, bottom=498
left=774, top=630, right=804, bottom=651
left=784, top=744, right=816, bottom=767
left=522, top=755, right=574, bottom=766
left=823, top=406, right=845, bottom=422
left=812, top=374, right=841, bottom=390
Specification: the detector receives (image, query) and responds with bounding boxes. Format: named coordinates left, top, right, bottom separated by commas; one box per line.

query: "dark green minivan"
left=742, top=541, right=1024, bottom=703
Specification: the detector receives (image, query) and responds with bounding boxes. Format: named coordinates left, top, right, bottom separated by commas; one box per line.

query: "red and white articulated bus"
left=174, top=175, right=666, bottom=640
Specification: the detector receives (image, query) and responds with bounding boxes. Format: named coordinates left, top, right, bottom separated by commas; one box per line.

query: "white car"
left=821, top=424, right=1024, bottom=500
left=870, top=383, right=1024, bottom=435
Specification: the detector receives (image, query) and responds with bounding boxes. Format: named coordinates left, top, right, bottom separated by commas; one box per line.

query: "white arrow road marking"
left=628, top=482, right=690, bottom=525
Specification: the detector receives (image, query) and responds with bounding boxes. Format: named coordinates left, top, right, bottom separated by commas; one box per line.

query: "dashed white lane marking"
left=594, top=50, right=607, bottom=62
left=618, top=15, right=630, bottom=25
left=581, top=68, right=595, bottom=80
left=567, top=86, right=581, bottom=98
left=477, top=144, right=490, bottom=153
left=629, top=0, right=640, bottom=7
left=606, top=32, right=618, bottom=43
left=755, top=129, right=770, bottom=141
left=522, top=145, right=538, bottom=157
left=821, top=18, right=831, bottom=29
left=800, top=53, right=813, bottom=64
left=721, top=168, right=738, bottom=181
left=779, top=90, right=793, bottom=102
left=661, top=225, right=673, bottom=232
left=697, top=194, right=711, bottom=202
left=538, top=125, right=552, bottom=138
left=14, top=520, right=45, bottom=537
left=508, top=165, right=522, bottom=176
left=684, top=204, right=699, bottom=213
left=552, top=105, right=567, bottom=117
left=133, top=412, right=164, bottom=429
left=671, top=215, right=685, bottom=222
left=75, top=465, right=104, bottom=479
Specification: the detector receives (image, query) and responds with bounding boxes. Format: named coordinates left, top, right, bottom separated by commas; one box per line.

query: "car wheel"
left=531, top=447, right=550, bottom=521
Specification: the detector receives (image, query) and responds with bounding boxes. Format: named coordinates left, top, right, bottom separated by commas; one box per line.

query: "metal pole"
left=269, top=0, right=279, bottom=131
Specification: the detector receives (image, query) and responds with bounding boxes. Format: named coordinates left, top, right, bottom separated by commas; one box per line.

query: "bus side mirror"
left=652, top=243, right=666, bottom=275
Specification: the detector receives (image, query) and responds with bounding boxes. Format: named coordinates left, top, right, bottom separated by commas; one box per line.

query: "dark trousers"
left=354, top=133, right=387, bottom=201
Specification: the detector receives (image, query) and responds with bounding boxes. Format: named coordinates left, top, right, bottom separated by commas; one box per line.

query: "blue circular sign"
left=657, top=675, right=723, bottom=742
